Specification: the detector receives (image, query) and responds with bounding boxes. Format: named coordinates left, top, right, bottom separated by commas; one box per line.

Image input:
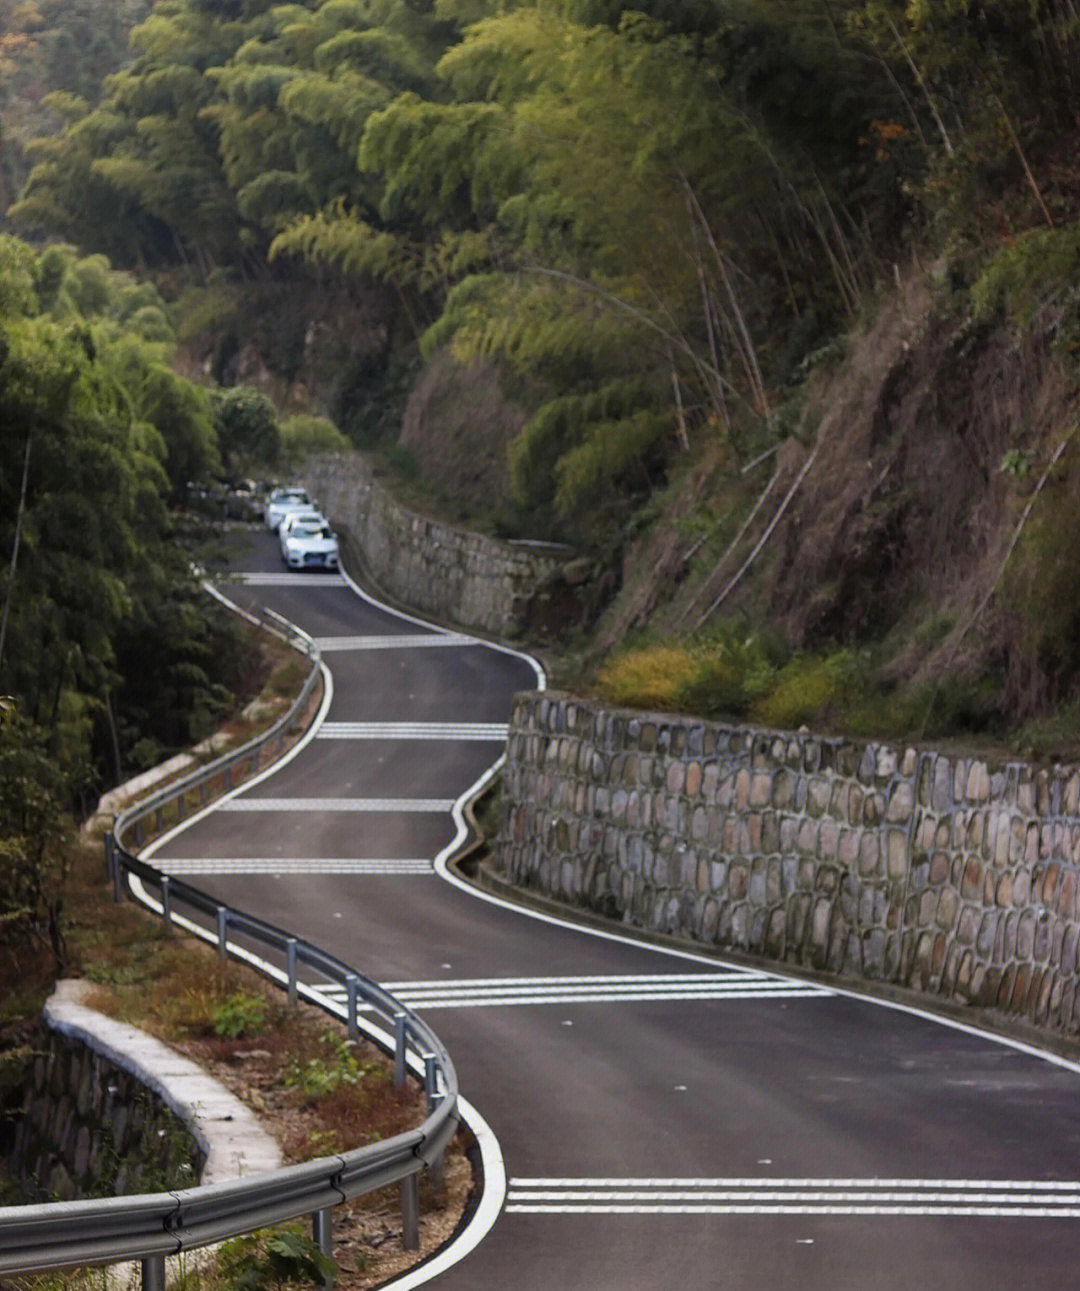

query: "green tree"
left=213, top=383, right=279, bottom=468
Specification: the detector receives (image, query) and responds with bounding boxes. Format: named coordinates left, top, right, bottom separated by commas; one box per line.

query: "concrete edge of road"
left=44, top=979, right=283, bottom=1186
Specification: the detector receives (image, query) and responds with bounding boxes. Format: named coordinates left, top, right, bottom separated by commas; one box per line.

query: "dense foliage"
left=7, top=0, right=1080, bottom=745
left=10, top=0, right=1077, bottom=550
left=0, top=0, right=152, bottom=215
left=0, top=235, right=263, bottom=969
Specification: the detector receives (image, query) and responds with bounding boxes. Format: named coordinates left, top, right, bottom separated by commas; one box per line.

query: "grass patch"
left=587, top=629, right=1018, bottom=750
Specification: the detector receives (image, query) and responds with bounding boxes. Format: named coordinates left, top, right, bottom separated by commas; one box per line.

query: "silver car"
left=264, top=486, right=314, bottom=531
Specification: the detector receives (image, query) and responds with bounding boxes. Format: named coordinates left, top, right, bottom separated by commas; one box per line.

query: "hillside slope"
left=574, top=259, right=1080, bottom=748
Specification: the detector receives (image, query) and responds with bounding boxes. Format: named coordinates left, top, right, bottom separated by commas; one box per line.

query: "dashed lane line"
left=313, top=634, right=475, bottom=650
left=504, top=1177, right=1080, bottom=1217
left=316, top=721, right=508, bottom=741
left=149, top=858, right=434, bottom=875
left=314, top=972, right=832, bottom=1010
left=217, top=796, right=456, bottom=812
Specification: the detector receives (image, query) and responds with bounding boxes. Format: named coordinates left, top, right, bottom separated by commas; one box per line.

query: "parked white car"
left=280, top=516, right=340, bottom=570
left=278, top=509, right=327, bottom=539
left=264, top=486, right=314, bottom=531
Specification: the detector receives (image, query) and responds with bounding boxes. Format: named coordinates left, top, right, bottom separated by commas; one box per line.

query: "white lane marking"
left=152, top=858, right=434, bottom=875
left=335, top=563, right=547, bottom=692
left=313, top=634, right=475, bottom=650
left=378, top=972, right=827, bottom=991
left=313, top=973, right=831, bottom=1010
left=316, top=721, right=508, bottom=741
left=218, top=797, right=456, bottom=812
left=234, top=572, right=346, bottom=586
left=433, top=796, right=1080, bottom=1084
left=504, top=1178, right=1080, bottom=1216
left=137, top=579, right=525, bottom=1291
left=127, top=866, right=509, bottom=1291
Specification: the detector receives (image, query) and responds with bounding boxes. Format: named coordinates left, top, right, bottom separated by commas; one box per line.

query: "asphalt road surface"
left=148, top=526, right=1080, bottom=1290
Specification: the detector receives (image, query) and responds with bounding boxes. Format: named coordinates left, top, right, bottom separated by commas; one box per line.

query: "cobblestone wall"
left=303, top=453, right=580, bottom=637
left=8, top=1030, right=203, bottom=1201
left=496, top=692, right=1080, bottom=1036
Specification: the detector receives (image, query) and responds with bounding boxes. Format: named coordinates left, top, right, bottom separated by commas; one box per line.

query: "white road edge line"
left=508, top=1176, right=1080, bottom=1189
left=502, top=1204, right=1080, bottom=1217
left=122, top=874, right=510, bottom=1284
left=130, top=574, right=519, bottom=1291
left=138, top=557, right=1080, bottom=1291
left=218, top=798, right=458, bottom=812
left=336, top=562, right=547, bottom=692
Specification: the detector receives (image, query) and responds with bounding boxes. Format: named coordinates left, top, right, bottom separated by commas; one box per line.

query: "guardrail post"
left=111, top=838, right=125, bottom=905
left=423, top=1053, right=446, bottom=1179
left=287, top=939, right=298, bottom=1009
left=423, top=1054, right=440, bottom=1113
left=161, top=876, right=172, bottom=928
left=104, top=831, right=114, bottom=882
left=200, top=779, right=209, bottom=806
left=155, top=806, right=164, bottom=834
left=141, top=1255, right=166, bottom=1291
left=217, top=906, right=229, bottom=963
left=393, top=1012, right=408, bottom=1089
left=401, top=1173, right=420, bottom=1251
left=345, top=975, right=359, bottom=1041
left=312, top=1209, right=334, bottom=1288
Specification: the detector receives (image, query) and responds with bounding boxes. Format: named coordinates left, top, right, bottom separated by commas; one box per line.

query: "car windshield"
left=293, top=524, right=331, bottom=539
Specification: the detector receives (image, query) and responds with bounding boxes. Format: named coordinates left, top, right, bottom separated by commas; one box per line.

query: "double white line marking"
left=219, top=796, right=456, bottom=813
left=505, top=1178, right=1080, bottom=1217
left=151, top=857, right=433, bottom=875
left=313, top=634, right=475, bottom=651
left=317, top=972, right=831, bottom=1011
left=235, top=573, right=345, bottom=586
left=316, top=721, right=508, bottom=741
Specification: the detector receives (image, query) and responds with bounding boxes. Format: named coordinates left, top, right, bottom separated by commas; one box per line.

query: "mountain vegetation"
left=5, top=0, right=1080, bottom=771
left=0, top=234, right=270, bottom=979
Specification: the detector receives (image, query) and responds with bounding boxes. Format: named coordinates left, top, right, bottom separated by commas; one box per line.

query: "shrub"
left=595, top=646, right=698, bottom=710
left=283, top=1030, right=367, bottom=1099
left=751, top=649, right=869, bottom=731
left=277, top=414, right=349, bottom=468
left=212, top=990, right=269, bottom=1039
left=218, top=1225, right=336, bottom=1291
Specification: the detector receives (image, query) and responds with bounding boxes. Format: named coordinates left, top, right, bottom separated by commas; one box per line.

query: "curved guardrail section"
left=0, top=594, right=460, bottom=1284
left=114, top=591, right=322, bottom=852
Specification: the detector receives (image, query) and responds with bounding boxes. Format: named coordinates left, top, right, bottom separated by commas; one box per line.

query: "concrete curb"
left=43, top=981, right=282, bottom=1186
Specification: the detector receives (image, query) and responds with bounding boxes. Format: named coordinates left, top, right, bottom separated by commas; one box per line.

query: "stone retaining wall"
left=9, top=1029, right=203, bottom=1201
left=302, top=452, right=581, bottom=638
left=496, top=691, right=1080, bottom=1037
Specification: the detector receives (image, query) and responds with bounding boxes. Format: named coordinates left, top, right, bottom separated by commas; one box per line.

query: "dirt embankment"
left=594, top=265, right=1080, bottom=712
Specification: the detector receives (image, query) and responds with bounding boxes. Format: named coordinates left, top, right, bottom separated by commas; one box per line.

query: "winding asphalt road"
left=148, top=526, right=1080, bottom=1289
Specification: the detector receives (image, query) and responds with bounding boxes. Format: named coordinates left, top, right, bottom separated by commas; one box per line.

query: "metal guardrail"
left=117, top=595, right=322, bottom=851
left=0, top=594, right=460, bottom=1286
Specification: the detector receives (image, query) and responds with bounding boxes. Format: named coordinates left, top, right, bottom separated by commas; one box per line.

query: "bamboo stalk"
left=696, top=444, right=820, bottom=628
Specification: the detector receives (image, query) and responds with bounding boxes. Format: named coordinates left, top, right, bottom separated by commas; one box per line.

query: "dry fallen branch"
left=696, top=443, right=821, bottom=629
